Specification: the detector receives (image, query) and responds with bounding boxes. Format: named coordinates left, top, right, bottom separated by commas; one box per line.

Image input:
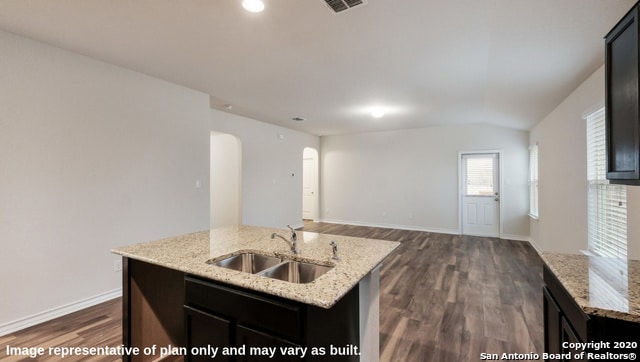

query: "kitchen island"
left=112, top=225, right=399, bottom=362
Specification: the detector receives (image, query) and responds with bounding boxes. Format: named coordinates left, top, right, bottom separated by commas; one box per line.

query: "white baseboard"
left=317, top=219, right=534, bottom=244
left=318, top=218, right=460, bottom=235
left=0, top=288, right=122, bottom=337
left=289, top=222, right=304, bottom=230
left=528, top=238, right=543, bottom=255
left=500, top=234, right=531, bottom=242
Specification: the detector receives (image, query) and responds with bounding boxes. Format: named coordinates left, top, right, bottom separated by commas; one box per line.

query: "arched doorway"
left=210, top=132, right=242, bottom=228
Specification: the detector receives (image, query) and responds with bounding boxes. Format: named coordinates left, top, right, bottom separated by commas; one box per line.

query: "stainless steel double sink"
left=207, top=252, right=333, bottom=284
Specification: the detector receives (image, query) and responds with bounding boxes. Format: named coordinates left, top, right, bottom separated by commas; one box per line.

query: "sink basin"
left=208, top=252, right=282, bottom=273
left=208, top=252, right=334, bottom=284
left=258, top=261, right=333, bottom=284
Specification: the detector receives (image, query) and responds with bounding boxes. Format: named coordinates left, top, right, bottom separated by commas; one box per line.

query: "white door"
left=302, top=157, right=315, bottom=220
left=461, top=153, right=500, bottom=237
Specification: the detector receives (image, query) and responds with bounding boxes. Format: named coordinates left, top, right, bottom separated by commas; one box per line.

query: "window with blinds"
left=529, top=144, right=539, bottom=218
left=465, top=156, right=495, bottom=196
left=586, top=108, right=627, bottom=259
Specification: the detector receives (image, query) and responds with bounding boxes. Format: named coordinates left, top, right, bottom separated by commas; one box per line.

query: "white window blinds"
left=586, top=108, right=627, bottom=259
left=465, top=156, right=495, bottom=196
left=529, top=145, right=539, bottom=218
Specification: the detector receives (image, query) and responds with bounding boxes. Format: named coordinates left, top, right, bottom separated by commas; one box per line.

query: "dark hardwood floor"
left=0, top=298, right=122, bottom=362
left=301, top=222, right=544, bottom=361
left=0, top=222, right=544, bottom=361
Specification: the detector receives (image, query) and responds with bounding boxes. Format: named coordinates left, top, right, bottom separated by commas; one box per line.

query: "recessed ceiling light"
left=370, top=107, right=386, bottom=118
left=242, top=0, right=265, bottom=12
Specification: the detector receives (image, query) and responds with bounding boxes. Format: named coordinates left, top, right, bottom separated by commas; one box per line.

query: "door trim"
left=458, top=150, right=503, bottom=237
left=302, top=147, right=319, bottom=222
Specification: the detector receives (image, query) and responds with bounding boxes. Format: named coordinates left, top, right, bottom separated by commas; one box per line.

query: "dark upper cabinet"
left=605, top=4, right=640, bottom=184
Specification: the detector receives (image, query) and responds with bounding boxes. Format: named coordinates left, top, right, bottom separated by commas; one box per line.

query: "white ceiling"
left=0, top=0, right=635, bottom=136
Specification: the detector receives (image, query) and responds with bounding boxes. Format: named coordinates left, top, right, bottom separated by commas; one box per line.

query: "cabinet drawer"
left=543, top=266, right=590, bottom=341
left=185, top=276, right=303, bottom=342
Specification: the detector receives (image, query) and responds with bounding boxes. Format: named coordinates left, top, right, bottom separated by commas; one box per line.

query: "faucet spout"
left=271, top=226, right=298, bottom=255
left=287, top=225, right=297, bottom=242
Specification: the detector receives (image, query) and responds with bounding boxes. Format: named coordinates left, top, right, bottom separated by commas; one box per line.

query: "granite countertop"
left=112, top=225, right=400, bottom=309
left=542, top=252, right=640, bottom=323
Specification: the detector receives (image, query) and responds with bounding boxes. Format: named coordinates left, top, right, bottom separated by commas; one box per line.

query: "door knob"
left=494, top=198, right=500, bottom=202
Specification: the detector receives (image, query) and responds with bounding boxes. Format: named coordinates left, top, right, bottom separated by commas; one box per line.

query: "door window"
left=465, top=156, right=496, bottom=196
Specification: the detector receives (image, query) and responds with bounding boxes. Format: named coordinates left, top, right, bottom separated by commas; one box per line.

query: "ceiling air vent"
left=323, top=0, right=366, bottom=13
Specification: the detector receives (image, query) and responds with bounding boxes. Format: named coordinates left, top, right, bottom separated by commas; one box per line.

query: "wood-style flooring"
left=0, top=222, right=544, bottom=361
left=301, top=222, right=544, bottom=361
left=0, top=299, right=121, bottom=362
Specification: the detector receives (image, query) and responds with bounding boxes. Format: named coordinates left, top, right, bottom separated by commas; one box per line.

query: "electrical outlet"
left=114, top=260, right=122, bottom=272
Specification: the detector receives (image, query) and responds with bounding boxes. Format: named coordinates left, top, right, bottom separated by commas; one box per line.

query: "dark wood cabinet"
left=122, top=257, right=185, bottom=362
left=184, top=306, right=233, bottom=362
left=560, top=317, right=586, bottom=362
left=123, top=258, right=363, bottom=362
left=605, top=2, right=640, bottom=184
left=184, top=276, right=360, bottom=362
left=543, top=265, right=640, bottom=362
left=543, top=287, right=562, bottom=356
left=236, top=326, right=301, bottom=362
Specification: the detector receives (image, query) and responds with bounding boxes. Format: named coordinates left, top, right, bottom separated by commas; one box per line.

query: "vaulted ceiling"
left=0, top=0, right=635, bottom=135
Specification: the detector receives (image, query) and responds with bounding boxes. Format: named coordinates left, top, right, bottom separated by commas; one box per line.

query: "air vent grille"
left=323, top=0, right=366, bottom=13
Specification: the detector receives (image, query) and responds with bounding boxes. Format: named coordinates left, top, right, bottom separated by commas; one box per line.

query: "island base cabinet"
left=184, top=306, right=232, bottom=362
left=184, top=276, right=360, bottom=362
left=236, top=325, right=302, bottom=362
left=123, top=258, right=185, bottom=362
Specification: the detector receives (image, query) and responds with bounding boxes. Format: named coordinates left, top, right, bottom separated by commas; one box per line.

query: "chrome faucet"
left=271, top=225, right=297, bottom=254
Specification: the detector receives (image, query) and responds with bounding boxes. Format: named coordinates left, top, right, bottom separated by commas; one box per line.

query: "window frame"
left=529, top=144, right=539, bottom=219
left=585, top=107, right=627, bottom=259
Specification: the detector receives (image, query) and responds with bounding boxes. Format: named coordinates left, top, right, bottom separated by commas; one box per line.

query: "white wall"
left=0, top=29, right=210, bottom=330
left=320, top=125, right=530, bottom=239
left=530, top=65, right=640, bottom=259
left=0, top=30, right=319, bottom=332
left=208, top=109, right=320, bottom=229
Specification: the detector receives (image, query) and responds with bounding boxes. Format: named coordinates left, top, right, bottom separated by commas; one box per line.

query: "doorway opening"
left=459, top=151, right=501, bottom=237
left=302, top=147, right=319, bottom=221
left=210, top=132, right=242, bottom=228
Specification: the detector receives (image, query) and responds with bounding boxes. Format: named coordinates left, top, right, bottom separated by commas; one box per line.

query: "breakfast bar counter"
left=112, top=225, right=399, bottom=309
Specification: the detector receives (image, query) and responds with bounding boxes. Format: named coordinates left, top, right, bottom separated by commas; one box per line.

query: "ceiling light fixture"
left=370, top=107, right=386, bottom=118
left=242, top=0, right=265, bottom=12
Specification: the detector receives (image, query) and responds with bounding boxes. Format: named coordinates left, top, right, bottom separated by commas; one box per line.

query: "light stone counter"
left=542, top=252, right=640, bottom=323
left=112, top=225, right=400, bottom=309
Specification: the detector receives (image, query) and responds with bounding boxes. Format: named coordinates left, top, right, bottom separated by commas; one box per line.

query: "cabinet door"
left=606, top=5, right=640, bottom=182
left=543, top=287, right=562, bottom=356
left=561, top=317, right=586, bottom=362
left=236, top=325, right=302, bottom=362
left=184, top=306, right=233, bottom=362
